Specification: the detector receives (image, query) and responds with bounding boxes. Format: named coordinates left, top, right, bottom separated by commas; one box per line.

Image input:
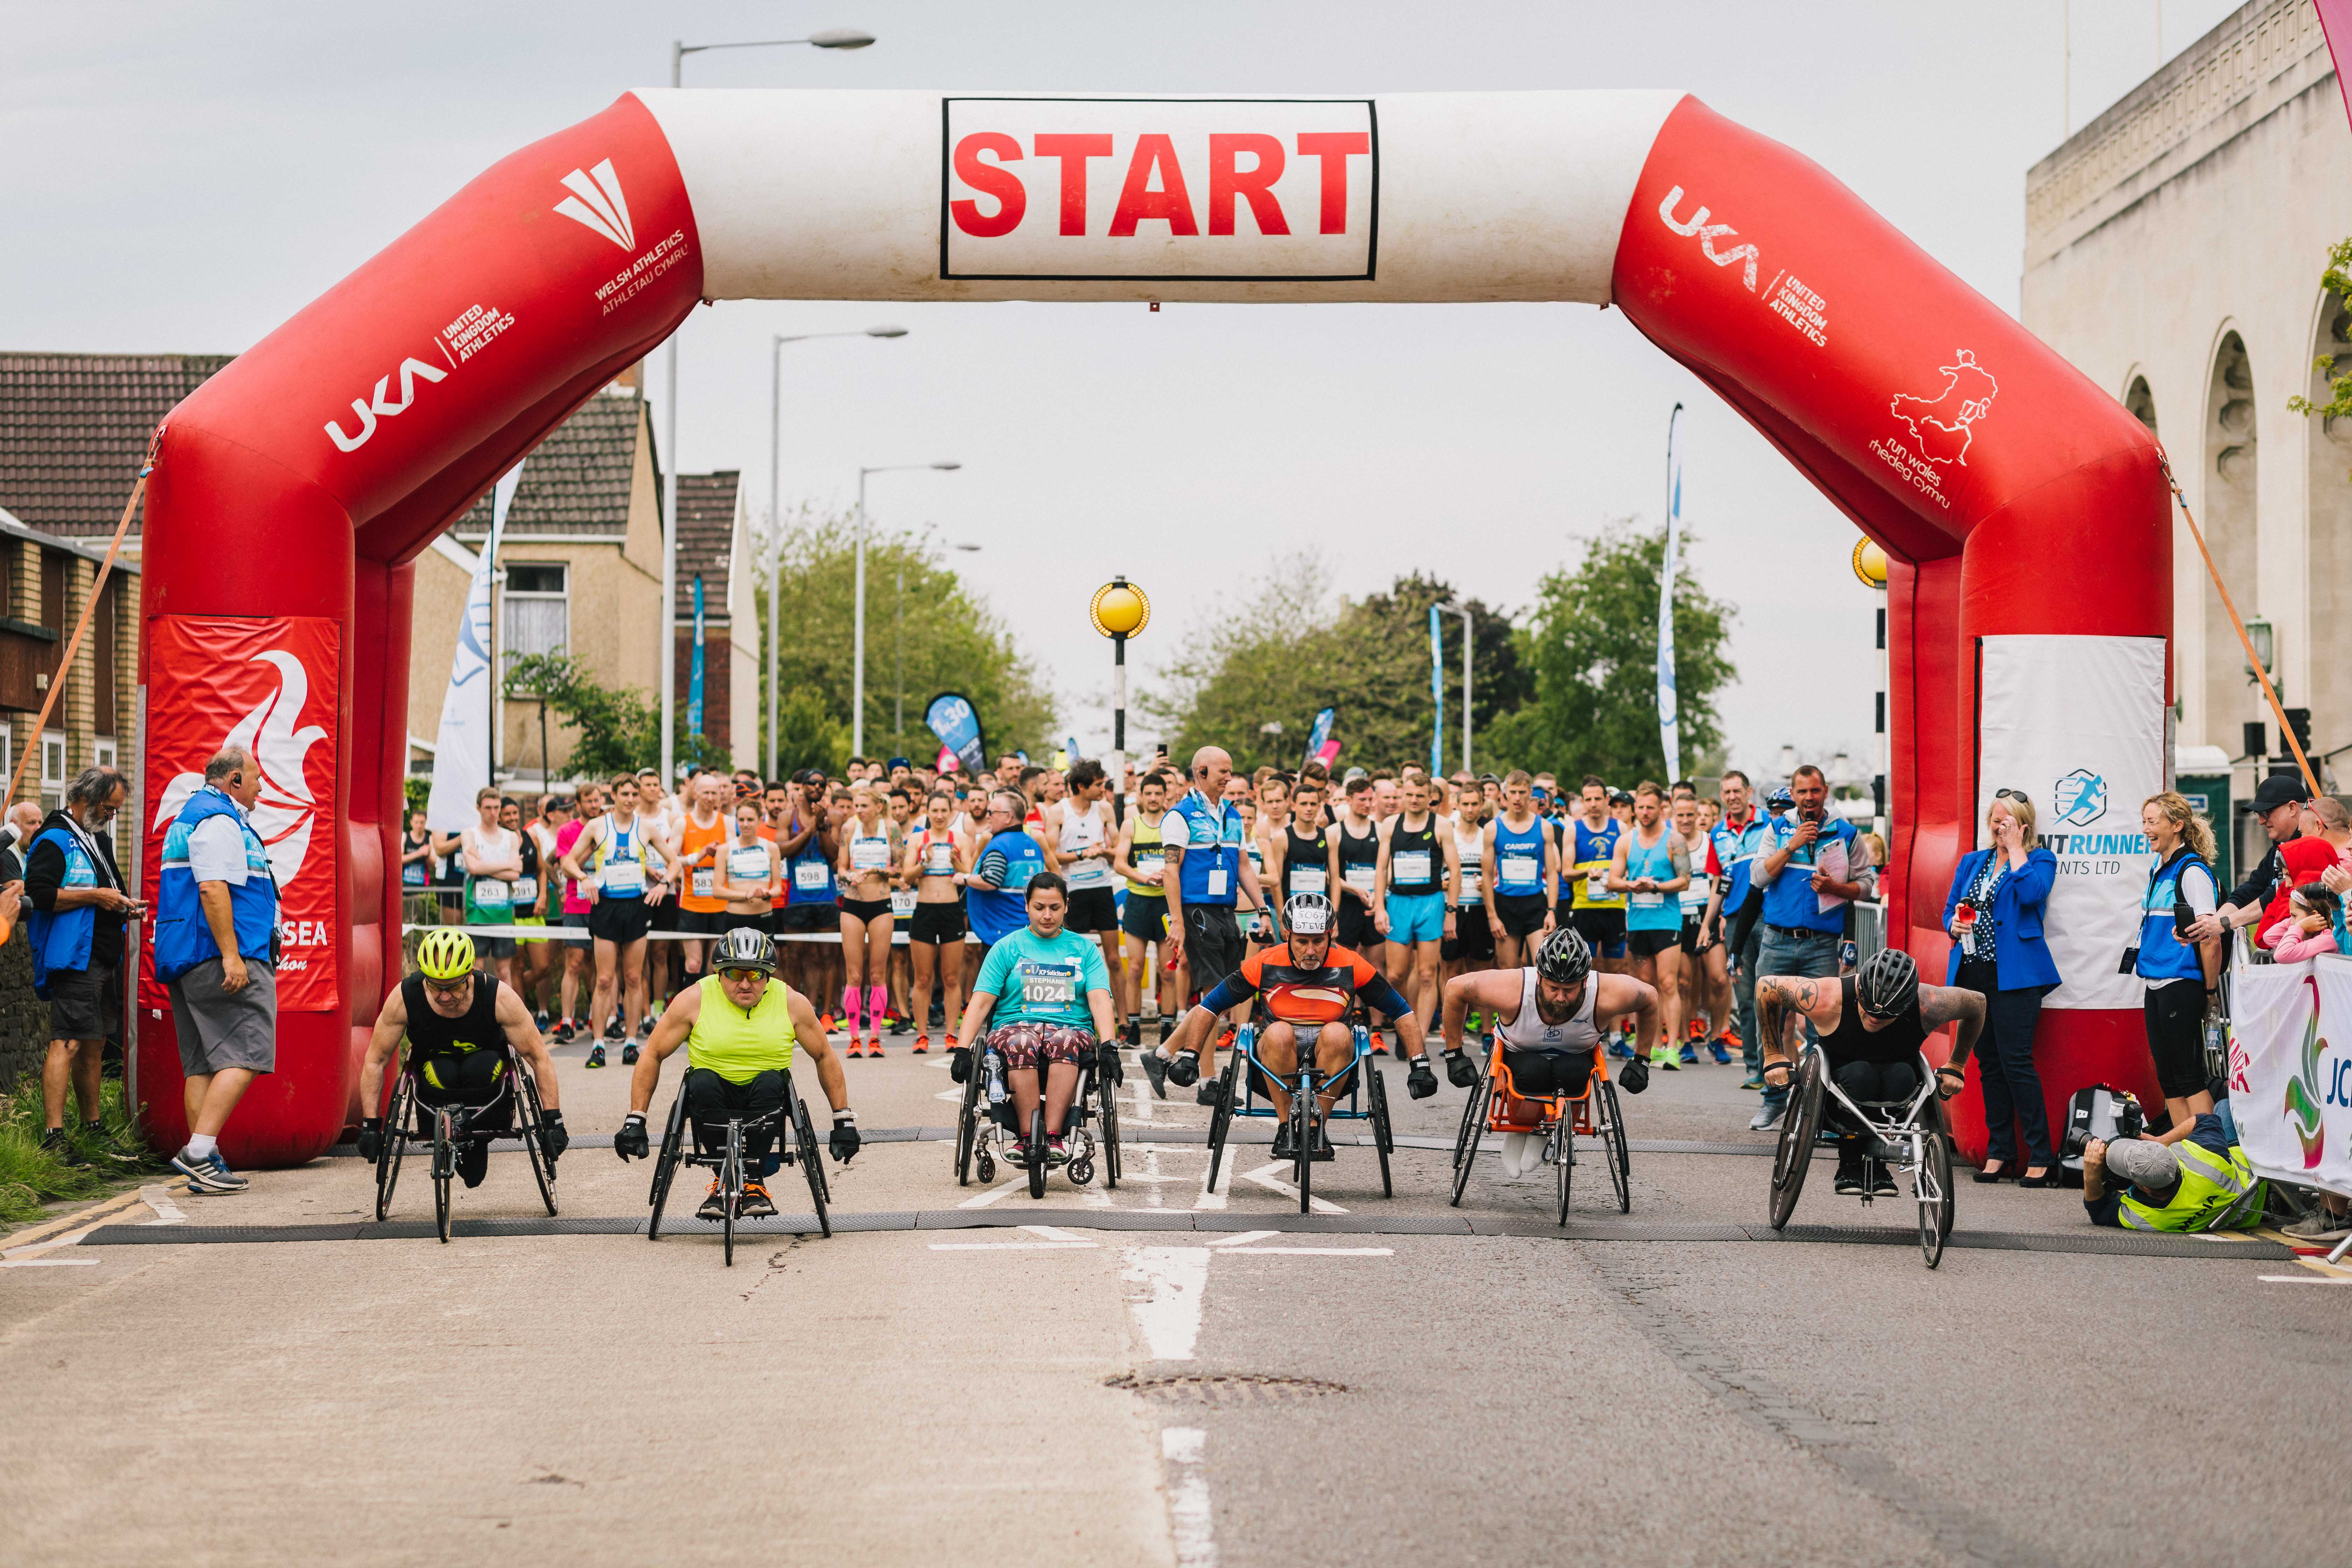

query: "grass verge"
left=0, top=1076, right=165, bottom=1228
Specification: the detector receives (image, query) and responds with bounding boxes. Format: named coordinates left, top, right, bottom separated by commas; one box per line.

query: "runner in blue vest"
left=1609, top=782, right=1692, bottom=1071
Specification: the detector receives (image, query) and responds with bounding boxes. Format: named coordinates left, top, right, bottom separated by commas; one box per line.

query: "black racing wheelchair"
left=645, top=1070, right=833, bottom=1265
left=953, top=1036, right=1122, bottom=1200
left=1768, top=1043, right=1955, bottom=1268
left=373, top=1047, right=559, bottom=1242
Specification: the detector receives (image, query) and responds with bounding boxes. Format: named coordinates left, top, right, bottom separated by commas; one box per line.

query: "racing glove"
left=1935, top=1063, right=1967, bottom=1101
left=1618, top=1056, right=1651, bottom=1094
left=1097, top=1041, right=1125, bottom=1085
left=830, top=1111, right=861, bottom=1164
left=949, top=1045, right=973, bottom=1084
left=1406, top=1055, right=1439, bottom=1100
left=539, top=1108, right=569, bottom=1161
left=1443, top=1048, right=1479, bottom=1089
left=1164, top=1049, right=1201, bottom=1088
left=614, top=1112, right=649, bottom=1162
left=356, top=1118, right=384, bottom=1163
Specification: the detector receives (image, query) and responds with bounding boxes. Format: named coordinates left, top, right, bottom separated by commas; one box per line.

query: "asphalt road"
left=4, top=1027, right=2344, bottom=1567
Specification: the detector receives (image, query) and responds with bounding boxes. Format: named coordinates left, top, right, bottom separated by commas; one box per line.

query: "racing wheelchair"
left=953, top=1036, right=1122, bottom=1200
left=373, top=1047, right=559, bottom=1242
left=1202, top=1015, right=1396, bottom=1213
left=1448, top=1039, right=1630, bottom=1223
left=1767, top=1044, right=1955, bottom=1268
left=646, top=1070, right=833, bottom=1264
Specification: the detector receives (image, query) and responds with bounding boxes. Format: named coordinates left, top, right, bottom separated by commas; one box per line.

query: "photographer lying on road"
left=2081, top=1108, right=2266, bottom=1234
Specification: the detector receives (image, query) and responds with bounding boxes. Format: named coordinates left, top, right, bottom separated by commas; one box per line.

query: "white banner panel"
left=1977, top=634, right=2166, bottom=1010
left=2227, top=956, right=2352, bottom=1197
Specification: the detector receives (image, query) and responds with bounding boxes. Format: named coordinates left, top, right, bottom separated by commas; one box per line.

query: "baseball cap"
left=2103, top=1137, right=2180, bottom=1191
left=886, top=756, right=911, bottom=771
left=2251, top=773, right=2312, bottom=814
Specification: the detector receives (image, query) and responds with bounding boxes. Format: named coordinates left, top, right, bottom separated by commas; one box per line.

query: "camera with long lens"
left=2060, top=1085, right=2146, bottom=1162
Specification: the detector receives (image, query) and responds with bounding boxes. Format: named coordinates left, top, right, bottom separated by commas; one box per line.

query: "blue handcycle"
left=1202, top=1012, right=1395, bottom=1213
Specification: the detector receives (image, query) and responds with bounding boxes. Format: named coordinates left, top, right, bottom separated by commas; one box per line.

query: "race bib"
left=1393, top=850, right=1432, bottom=886
left=729, top=847, right=771, bottom=883
left=1290, top=866, right=1328, bottom=896
left=1135, top=853, right=1164, bottom=881
left=511, top=876, right=537, bottom=905
left=1018, top=961, right=1079, bottom=1009
left=1681, top=882, right=1711, bottom=913
left=472, top=877, right=511, bottom=908
left=794, top=861, right=830, bottom=892
left=1632, top=891, right=1665, bottom=908
left=850, top=836, right=891, bottom=872
left=1065, top=855, right=1111, bottom=889
left=1246, top=846, right=1265, bottom=874
left=402, top=861, right=427, bottom=887
left=925, top=841, right=955, bottom=876
left=601, top=859, right=645, bottom=896
left=1206, top=866, right=1229, bottom=898
left=1344, top=864, right=1377, bottom=893
left=1500, top=854, right=1539, bottom=886
left=1585, top=870, right=1608, bottom=899
left=1457, top=868, right=1482, bottom=901
left=890, top=888, right=918, bottom=917
left=691, top=867, right=717, bottom=898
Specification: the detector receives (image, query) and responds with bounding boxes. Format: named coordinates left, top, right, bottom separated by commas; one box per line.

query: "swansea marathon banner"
left=2228, top=956, right=2352, bottom=1198
left=1976, top=635, right=2165, bottom=1011
left=142, top=614, right=341, bottom=1015
left=926, top=692, right=987, bottom=777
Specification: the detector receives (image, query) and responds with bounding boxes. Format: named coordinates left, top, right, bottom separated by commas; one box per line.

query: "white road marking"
left=956, top=1174, right=1031, bottom=1209
left=2259, top=1274, right=2352, bottom=1284
left=140, top=1185, right=187, bottom=1225
left=1, top=1256, right=101, bottom=1267
left=1235, top=1161, right=1348, bottom=1214
left=1217, top=1246, right=1393, bottom=1256
left=1192, top=1149, right=1232, bottom=1211
left=1123, top=1246, right=1211, bottom=1361
left=1162, top=1426, right=1218, bottom=1568
left=933, top=1088, right=964, bottom=1102
left=1203, top=1230, right=1282, bottom=1248
left=1131, top=1075, right=1155, bottom=1122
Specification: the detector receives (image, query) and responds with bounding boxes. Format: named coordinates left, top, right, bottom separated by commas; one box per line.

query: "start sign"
left=942, top=98, right=1377, bottom=281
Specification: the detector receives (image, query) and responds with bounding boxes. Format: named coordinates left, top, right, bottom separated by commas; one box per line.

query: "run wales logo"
left=1889, top=350, right=1996, bottom=467
left=2053, top=769, right=2107, bottom=827
left=554, top=160, right=635, bottom=250
left=152, top=650, right=329, bottom=890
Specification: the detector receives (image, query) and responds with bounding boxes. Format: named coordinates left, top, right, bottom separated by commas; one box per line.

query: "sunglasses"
left=421, top=974, right=472, bottom=998
left=1992, top=789, right=2030, bottom=804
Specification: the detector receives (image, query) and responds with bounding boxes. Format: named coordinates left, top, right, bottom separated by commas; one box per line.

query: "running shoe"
left=845, top=1037, right=865, bottom=1058
left=1710, top=1039, right=1734, bottom=1066
left=550, top=1018, right=575, bottom=1045
left=621, top=1042, right=640, bottom=1066
left=1312, top=1125, right=1336, bottom=1162
left=819, top=1012, right=840, bottom=1035
left=534, top=1008, right=551, bottom=1033
left=697, top=1180, right=727, bottom=1220
left=457, top=1137, right=490, bottom=1189
left=2283, top=1208, right=2352, bottom=1241
left=1679, top=1043, right=1699, bottom=1065
left=913, top=1034, right=930, bottom=1054
left=1650, top=1046, right=1679, bottom=1071
left=1195, top=1078, right=1227, bottom=1109
left=1141, top=1050, right=1170, bottom=1100
left=1272, top=1123, right=1296, bottom=1161
left=889, top=1013, right=909, bottom=1036
left=585, top=1044, right=607, bottom=1070
left=1158, top=1018, right=1174, bottom=1045
left=40, top=1128, right=89, bottom=1169
left=867, top=1037, right=886, bottom=1058
left=640, top=1011, right=656, bottom=1035
left=741, top=1181, right=777, bottom=1219
left=928, top=1001, right=946, bottom=1029
left=1833, top=1159, right=1865, bottom=1196
left=1869, top=1165, right=1898, bottom=1197
left=1739, top=1076, right=1764, bottom=1090
left=171, top=1146, right=248, bottom=1193
left=1749, top=1103, right=1785, bottom=1132
left=1687, top=1016, right=1705, bottom=1040
left=1607, top=1038, right=1634, bottom=1060
left=1124, top=1018, right=1141, bottom=1049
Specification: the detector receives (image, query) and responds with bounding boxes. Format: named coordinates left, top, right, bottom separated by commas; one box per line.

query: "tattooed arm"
left=1916, top=983, right=1986, bottom=1097
left=1756, top=975, right=1829, bottom=1086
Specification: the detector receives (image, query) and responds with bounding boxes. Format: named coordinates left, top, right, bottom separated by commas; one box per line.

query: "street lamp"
left=853, top=463, right=960, bottom=757
left=1091, top=577, right=1151, bottom=796
left=766, top=325, right=908, bottom=777
left=1438, top=598, right=1473, bottom=774
left=660, top=27, right=874, bottom=785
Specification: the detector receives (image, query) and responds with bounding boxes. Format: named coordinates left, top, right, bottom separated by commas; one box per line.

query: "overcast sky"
left=6, top=0, right=2244, bottom=775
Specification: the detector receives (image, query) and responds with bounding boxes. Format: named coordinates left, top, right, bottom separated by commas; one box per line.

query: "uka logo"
left=323, top=357, right=447, bottom=454
left=1657, top=187, right=1760, bottom=292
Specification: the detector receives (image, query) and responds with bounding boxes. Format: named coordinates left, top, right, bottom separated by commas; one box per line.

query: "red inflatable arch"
left=138, top=90, right=2168, bottom=1167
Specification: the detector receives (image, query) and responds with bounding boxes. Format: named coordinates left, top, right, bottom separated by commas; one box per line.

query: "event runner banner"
left=2226, top=955, right=2352, bottom=1198
left=926, top=692, right=987, bottom=777
left=1658, top=403, right=1684, bottom=782
left=141, top=614, right=341, bottom=1014
left=1976, top=634, right=2166, bottom=1011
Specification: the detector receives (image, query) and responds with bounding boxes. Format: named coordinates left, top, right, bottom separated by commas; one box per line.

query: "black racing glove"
left=1443, top=1049, right=1479, bottom=1089
left=1935, top=1063, right=1967, bottom=1101
left=1618, top=1056, right=1651, bottom=1094
left=949, top=1046, right=973, bottom=1084
left=1406, top=1055, right=1438, bottom=1100
left=356, top=1118, right=384, bottom=1163
left=539, top=1109, right=569, bottom=1161
left=1097, top=1041, right=1125, bottom=1085
left=1164, top=1050, right=1200, bottom=1088
left=614, top=1113, right=649, bottom=1161
left=830, top=1112, right=861, bottom=1164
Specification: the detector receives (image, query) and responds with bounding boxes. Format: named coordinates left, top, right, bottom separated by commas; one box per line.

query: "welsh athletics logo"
left=2053, top=768, right=2107, bottom=827
left=2285, top=974, right=2328, bottom=1170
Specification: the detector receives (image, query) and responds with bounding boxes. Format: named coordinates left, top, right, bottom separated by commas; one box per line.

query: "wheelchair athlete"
left=357, top=928, right=567, bottom=1185
left=1757, top=948, right=1984, bottom=1194
left=949, top=872, right=1119, bottom=1159
left=1149, top=891, right=1429, bottom=1160
left=1440, top=927, right=1657, bottom=1178
left=614, top=927, right=857, bottom=1219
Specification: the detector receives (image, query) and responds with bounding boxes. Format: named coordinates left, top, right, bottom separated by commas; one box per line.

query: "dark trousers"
left=685, top=1066, right=786, bottom=1163
left=1956, top=959, right=2050, bottom=1167
left=1828, top=1056, right=1919, bottom=1143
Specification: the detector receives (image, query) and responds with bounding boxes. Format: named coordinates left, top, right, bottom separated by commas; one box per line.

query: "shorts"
left=478, top=935, right=518, bottom=959
left=1121, top=893, right=1169, bottom=944
left=587, top=895, right=652, bottom=945
left=909, top=899, right=968, bottom=945
left=45, top=961, right=120, bottom=1041
left=1500, top=1046, right=1595, bottom=1100
left=1570, top=907, right=1627, bottom=959
left=776, top=902, right=838, bottom=936
left=1491, top=892, right=1551, bottom=939
left=1442, top=903, right=1494, bottom=964
left=720, top=909, right=774, bottom=937
left=1678, top=915, right=1703, bottom=956
left=671, top=908, right=734, bottom=937
left=1626, top=927, right=1679, bottom=959
left=1385, top=891, right=1446, bottom=946
left=1183, top=905, right=1246, bottom=996
left=513, top=916, right=550, bottom=943
left=1064, top=886, right=1119, bottom=934
left=167, top=958, right=277, bottom=1077
left=410, top=1047, right=516, bottom=1133
left=2144, top=982, right=2211, bottom=1099
left=838, top=896, right=893, bottom=924
left=986, top=1021, right=1095, bottom=1071
left=1336, top=897, right=1379, bottom=954
left=562, top=910, right=591, bottom=930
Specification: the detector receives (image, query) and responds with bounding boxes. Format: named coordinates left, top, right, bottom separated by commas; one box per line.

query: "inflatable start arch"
left=139, top=90, right=2169, bottom=1167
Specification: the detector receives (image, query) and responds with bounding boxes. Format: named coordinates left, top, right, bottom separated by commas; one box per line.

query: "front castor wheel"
left=976, top=1150, right=995, bottom=1183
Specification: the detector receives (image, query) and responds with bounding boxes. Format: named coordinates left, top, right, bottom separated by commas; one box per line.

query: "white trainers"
left=2283, top=1209, right=2352, bottom=1241
left=1500, top=1132, right=1539, bottom=1179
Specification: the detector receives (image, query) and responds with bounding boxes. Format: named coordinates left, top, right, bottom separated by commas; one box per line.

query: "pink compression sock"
left=867, top=986, right=889, bottom=1027
left=841, top=986, right=862, bottom=1035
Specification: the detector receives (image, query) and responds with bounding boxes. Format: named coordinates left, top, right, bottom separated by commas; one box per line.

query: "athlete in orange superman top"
left=1149, top=892, right=1434, bottom=1156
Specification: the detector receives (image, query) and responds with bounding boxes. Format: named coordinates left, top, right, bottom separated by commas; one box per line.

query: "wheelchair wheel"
left=1291, top=1075, right=1315, bottom=1216
left=1916, top=1119, right=1953, bottom=1270
left=1553, top=1114, right=1575, bottom=1226
left=647, top=1085, right=690, bottom=1241
left=1599, top=1082, right=1632, bottom=1215
left=517, top=1064, right=558, bottom=1218
left=374, top=1073, right=413, bottom=1222
left=1450, top=1076, right=1493, bottom=1208
left=1027, top=1105, right=1049, bottom=1200
left=721, top=1120, right=741, bottom=1267
left=1768, top=1052, right=1826, bottom=1231
left=1367, top=1063, right=1394, bottom=1199
left=431, top=1106, right=455, bottom=1244
left=1203, top=1046, right=1243, bottom=1190
left=789, top=1085, right=832, bottom=1239
left=953, top=1051, right=983, bottom=1186
left=1098, top=1066, right=1123, bottom=1189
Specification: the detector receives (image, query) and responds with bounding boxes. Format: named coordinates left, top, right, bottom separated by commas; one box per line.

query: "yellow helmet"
left=415, top=927, right=476, bottom=982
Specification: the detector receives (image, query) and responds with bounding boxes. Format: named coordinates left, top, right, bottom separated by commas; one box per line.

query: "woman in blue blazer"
left=1941, top=791, right=2062, bottom=1185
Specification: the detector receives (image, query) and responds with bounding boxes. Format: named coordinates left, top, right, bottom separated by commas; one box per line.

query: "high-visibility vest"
left=2118, top=1139, right=2266, bottom=1232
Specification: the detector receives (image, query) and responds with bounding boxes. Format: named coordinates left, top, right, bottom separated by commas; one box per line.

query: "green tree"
left=1144, top=554, right=1531, bottom=775
left=2287, top=239, right=2352, bottom=477
left=754, top=507, right=1056, bottom=764
left=1484, top=519, right=1737, bottom=784
left=770, top=687, right=849, bottom=777
left=503, top=653, right=658, bottom=778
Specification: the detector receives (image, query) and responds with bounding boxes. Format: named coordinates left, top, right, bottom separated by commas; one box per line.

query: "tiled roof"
left=451, top=386, right=646, bottom=538
left=674, top=471, right=738, bottom=622
left=0, top=352, right=233, bottom=536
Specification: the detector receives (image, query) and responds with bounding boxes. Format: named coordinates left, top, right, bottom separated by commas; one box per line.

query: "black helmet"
left=1533, top=926, right=1592, bottom=987
left=1855, top=947, right=1919, bottom=1019
left=1283, top=890, right=1333, bottom=937
left=712, top=926, right=778, bottom=976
